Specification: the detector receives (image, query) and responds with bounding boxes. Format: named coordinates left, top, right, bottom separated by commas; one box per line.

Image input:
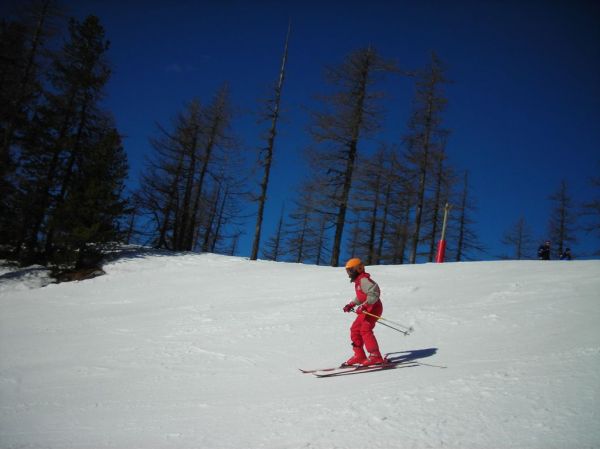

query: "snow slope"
left=1, top=251, right=599, bottom=449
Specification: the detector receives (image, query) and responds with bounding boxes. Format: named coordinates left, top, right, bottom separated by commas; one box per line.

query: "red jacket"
left=352, top=272, right=381, bottom=306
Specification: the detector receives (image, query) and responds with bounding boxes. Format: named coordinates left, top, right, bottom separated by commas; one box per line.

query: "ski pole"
left=353, top=309, right=414, bottom=336
left=361, top=310, right=414, bottom=333
left=374, top=319, right=412, bottom=336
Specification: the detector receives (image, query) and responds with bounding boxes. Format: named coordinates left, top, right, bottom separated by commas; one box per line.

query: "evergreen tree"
left=11, top=15, right=127, bottom=266
left=49, top=121, right=128, bottom=267
left=0, top=0, right=61, bottom=249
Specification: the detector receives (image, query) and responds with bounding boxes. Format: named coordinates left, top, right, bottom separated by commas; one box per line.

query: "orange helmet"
left=345, top=258, right=363, bottom=270
left=345, top=258, right=364, bottom=280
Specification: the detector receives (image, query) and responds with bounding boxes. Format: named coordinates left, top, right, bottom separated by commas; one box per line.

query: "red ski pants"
left=350, top=300, right=383, bottom=355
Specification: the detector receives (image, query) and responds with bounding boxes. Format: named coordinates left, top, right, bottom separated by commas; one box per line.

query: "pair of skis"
left=300, top=358, right=418, bottom=378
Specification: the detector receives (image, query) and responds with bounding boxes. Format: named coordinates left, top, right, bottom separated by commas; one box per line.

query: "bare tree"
left=452, top=171, right=485, bottom=261
left=207, top=177, right=248, bottom=254
left=250, top=23, right=290, bottom=261
left=137, top=86, right=235, bottom=252
left=423, top=136, right=453, bottom=262
left=581, top=174, right=600, bottom=256
left=285, top=185, right=329, bottom=264
left=348, top=146, right=404, bottom=265
left=137, top=100, right=202, bottom=250
left=185, top=85, right=235, bottom=251
left=262, top=204, right=285, bottom=261
left=376, top=151, right=412, bottom=264
left=346, top=212, right=362, bottom=260
left=501, top=216, right=535, bottom=259
left=404, top=52, right=449, bottom=264
left=548, top=179, right=577, bottom=257
left=306, top=46, right=396, bottom=266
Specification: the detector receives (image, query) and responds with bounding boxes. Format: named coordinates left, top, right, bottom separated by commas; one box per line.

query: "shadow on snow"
left=385, top=347, right=439, bottom=364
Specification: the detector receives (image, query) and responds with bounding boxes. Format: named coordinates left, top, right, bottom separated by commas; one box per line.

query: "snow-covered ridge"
left=1, top=253, right=599, bottom=448
left=0, top=260, right=54, bottom=293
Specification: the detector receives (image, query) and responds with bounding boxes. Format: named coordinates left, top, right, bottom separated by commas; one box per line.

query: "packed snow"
left=1, top=250, right=599, bottom=448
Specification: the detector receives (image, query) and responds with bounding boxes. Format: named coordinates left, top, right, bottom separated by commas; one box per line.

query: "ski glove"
left=343, top=303, right=355, bottom=313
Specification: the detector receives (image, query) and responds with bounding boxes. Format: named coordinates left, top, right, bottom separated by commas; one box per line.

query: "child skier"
left=342, top=258, right=384, bottom=366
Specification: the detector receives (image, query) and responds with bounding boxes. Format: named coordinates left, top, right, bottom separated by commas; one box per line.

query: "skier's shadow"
left=385, top=348, right=438, bottom=364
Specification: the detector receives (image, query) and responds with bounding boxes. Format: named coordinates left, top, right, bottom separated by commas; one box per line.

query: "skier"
left=537, top=240, right=551, bottom=260
left=560, top=248, right=572, bottom=260
left=342, top=258, right=384, bottom=366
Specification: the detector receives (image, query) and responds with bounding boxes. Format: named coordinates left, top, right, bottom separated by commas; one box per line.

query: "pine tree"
left=12, top=15, right=127, bottom=266
left=0, top=0, right=60, bottom=181
left=49, top=120, right=128, bottom=267
left=0, top=0, right=61, bottom=250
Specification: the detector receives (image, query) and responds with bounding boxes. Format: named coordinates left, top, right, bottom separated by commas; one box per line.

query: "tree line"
left=256, top=47, right=485, bottom=266
left=2, top=2, right=598, bottom=271
left=501, top=177, right=600, bottom=260
left=1, top=1, right=128, bottom=269
left=133, top=39, right=485, bottom=266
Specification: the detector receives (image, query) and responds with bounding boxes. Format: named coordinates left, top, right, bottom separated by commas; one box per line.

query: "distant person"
left=560, top=248, right=572, bottom=260
left=537, top=240, right=551, bottom=260
left=342, top=258, right=384, bottom=367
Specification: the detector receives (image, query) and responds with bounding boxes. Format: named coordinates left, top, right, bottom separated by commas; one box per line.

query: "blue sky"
left=13, top=0, right=600, bottom=260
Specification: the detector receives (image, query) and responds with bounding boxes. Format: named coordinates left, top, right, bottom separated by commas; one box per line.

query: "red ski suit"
left=349, top=272, right=382, bottom=355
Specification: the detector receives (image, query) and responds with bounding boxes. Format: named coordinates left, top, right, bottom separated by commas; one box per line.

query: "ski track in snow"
left=1, top=253, right=599, bottom=448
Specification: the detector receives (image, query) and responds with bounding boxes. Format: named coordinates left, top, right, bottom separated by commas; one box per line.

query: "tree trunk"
left=250, top=23, right=290, bottom=260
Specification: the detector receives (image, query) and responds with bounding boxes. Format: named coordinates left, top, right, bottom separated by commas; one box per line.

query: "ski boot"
left=361, top=351, right=384, bottom=367
left=343, top=345, right=367, bottom=366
